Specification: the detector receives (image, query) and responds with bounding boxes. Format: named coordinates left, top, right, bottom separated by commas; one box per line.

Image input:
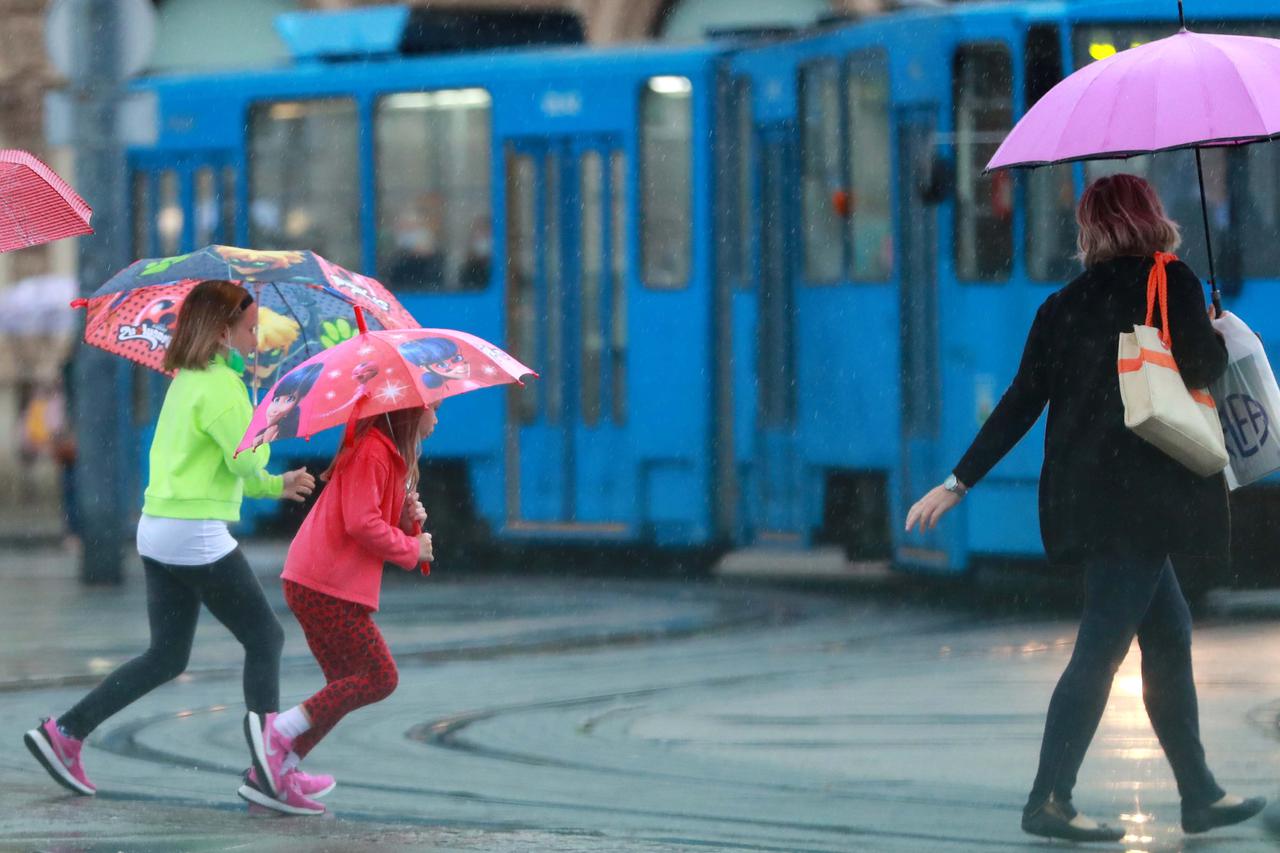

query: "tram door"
left=504, top=136, right=629, bottom=528
left=754, top=127, right=801, bottom=538
left=128, top=154, right=238, bottom=500
left=896, top=108, right=944, bottom=562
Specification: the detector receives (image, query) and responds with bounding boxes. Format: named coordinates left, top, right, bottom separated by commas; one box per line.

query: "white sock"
left=273, top=706, right=311, bottom=740
left=282, top=751, right=301, bottom=773
left=1067, top=813, right=1100, bottom=830
left=1210, top=793, right=1245, bottom=808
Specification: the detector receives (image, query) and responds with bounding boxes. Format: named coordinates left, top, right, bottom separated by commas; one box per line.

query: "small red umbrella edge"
left=0, top=150, right=93, bottom=253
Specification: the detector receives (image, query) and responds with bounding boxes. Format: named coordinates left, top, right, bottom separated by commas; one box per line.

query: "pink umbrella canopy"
left=0, top=150, right=93, bottom=252
left=237, top=316, right=536, bottom=454
left=987, top=29, right=1280, bottom=170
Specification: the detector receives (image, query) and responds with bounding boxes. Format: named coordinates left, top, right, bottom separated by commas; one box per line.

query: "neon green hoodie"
left=142, top=353, right=283, bottom=521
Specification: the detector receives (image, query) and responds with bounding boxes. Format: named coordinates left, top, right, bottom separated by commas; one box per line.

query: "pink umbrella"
left=0, top=150, right=93, bottom=252
left=986, top=5, right=1280, bottom=311
left=237, top=309, right=536, bottom=455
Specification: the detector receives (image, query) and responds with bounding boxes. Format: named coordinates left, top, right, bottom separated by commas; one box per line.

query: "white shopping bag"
left=1211, top=311, right=1280, bottom=489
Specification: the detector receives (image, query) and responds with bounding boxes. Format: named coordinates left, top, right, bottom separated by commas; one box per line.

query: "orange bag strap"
left=1145, top=251, right=1177, bottom=349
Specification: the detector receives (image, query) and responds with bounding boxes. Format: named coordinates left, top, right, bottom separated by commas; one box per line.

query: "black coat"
left=953, top=256, right=1229, bottom=566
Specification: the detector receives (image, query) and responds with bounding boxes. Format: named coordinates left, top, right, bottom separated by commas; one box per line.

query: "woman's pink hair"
left=1076, top=173, right=1181, bottom=267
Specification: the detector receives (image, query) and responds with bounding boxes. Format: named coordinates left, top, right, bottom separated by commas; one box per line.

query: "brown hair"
left=1076, top=173, right=1181, bottom=268
left=163, top=280, right=254, bottom=372
left=322, top=405, right=426, bottom=492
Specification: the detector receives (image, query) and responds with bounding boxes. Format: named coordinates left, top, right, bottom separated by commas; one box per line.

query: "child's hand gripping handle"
left=413, top=522, right=432, bottom=575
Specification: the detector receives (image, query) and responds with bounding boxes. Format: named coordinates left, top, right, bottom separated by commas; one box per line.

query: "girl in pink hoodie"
left=240, top=404, right=435, bottom=815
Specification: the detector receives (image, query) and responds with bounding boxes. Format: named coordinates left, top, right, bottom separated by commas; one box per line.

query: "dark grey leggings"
left=58, top=548, right=284, bottom=740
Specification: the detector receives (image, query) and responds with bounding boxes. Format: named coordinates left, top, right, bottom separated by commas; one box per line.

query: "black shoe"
left=1022, top=799, right=1125, bottom=843
left=1181, top=795, right=1266, bottom=834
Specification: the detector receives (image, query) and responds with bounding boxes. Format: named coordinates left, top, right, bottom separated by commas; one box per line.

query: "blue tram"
left=124, top=1, right=1280, bottom=573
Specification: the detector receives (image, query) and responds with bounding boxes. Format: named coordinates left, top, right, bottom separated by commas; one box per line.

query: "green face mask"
left=226, top=349, right=246, bottom=375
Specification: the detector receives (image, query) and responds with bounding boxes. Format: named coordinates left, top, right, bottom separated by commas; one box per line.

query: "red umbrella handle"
left=353, top=305, right=367, bottom=334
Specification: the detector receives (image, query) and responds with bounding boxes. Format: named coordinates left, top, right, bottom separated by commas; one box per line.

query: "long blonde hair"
left=322, top=405, right=425, bottom=490
left=164, top=280, right=253, bottom=372
left=1076, top=173, right=1181, bottom=268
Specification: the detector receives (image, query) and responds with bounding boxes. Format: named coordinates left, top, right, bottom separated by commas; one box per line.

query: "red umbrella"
left=0, top=150, right=93, bottom=253
left=237, top=310, right=536, bottom=454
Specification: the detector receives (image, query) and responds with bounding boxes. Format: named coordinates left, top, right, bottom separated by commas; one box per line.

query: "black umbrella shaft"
left=1194, top=147, right=1223, bottom=314
left=1178, top=0, right=1186, bottom=29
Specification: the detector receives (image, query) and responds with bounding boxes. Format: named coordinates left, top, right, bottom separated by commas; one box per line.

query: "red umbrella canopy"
left=238, top=324, right=536, bottom=454
left=0, top=150, right=93, bottom=253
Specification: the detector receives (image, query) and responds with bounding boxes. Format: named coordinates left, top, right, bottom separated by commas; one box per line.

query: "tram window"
left=800, top=60, right=845, bottom=283
left=847, top=53, right=892, bottom=281
left=545, top=152, right=563, bottom=425
left=221, top=167, right=237, bottom=246
left=157, top=170, right=182, bottom=256
left=735, top=77, right=754, bottom=289
left=640, top=75, right=693, bottom=289
left=580, top=151, right=604, bottom=427
left=506, top=150, right=538, bottom=425
left=1023, top=25, right=1076, bottom=282
left=610, top=151, right=628, bottom=424
left=953, top=44, right=1014, bottom=281
left=131, top=172, right=150, bottom=258
left=375, top=88, right=493, bottom=293
left=248, top=98, right=360, bottom=269
left=716, top=74, right=749, bottom=287
left=194, top=167, right=216, bottom=247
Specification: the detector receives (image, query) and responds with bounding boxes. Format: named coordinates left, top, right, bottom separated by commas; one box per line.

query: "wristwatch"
left=943, top=473, right=968, bottom=497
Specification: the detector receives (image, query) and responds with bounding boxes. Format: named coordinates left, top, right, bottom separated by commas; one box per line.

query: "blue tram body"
left=124, top=1, right=1280, bottom=573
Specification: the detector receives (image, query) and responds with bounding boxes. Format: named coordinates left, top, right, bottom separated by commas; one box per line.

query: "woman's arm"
left=952, top=300, right=1055, bottom=488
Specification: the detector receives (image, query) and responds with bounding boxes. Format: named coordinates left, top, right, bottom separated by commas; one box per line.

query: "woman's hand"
left=417, top=532, right=434, bottom=563
left=282, top=467, right=316, bottom=502
left=905, top=483, right=963, bottom=533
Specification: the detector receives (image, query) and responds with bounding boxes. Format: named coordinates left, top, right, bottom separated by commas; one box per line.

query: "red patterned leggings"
left=283, top=580, right=399, bottom=758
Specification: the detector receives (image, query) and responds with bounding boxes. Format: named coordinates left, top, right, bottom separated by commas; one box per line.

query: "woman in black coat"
left=906, top=174, right=1264, bottom=842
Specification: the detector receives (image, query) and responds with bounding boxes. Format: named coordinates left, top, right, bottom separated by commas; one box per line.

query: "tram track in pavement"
left=55, top=608, right=1048, bottom=852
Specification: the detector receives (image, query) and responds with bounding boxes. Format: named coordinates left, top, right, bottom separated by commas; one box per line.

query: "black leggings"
left=58, top=548, right=284, bottom=740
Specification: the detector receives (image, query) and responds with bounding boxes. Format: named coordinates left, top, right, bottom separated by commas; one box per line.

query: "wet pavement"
left=1, top=545, right=1279, bottom=851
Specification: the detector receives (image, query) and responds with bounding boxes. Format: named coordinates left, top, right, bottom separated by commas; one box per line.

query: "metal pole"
left=1193, top=147, right=1223, bottom=315
left=70, top=0, right=132, bottom=584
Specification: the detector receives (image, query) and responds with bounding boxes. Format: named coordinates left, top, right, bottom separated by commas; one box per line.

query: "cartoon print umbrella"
left=0, top=150, right=93, bottom=253
left=985, top=3, right=1280, bottom=311
left=237, top=310, right=536, bottom=454
left=72, top=245, right=419, bottom=388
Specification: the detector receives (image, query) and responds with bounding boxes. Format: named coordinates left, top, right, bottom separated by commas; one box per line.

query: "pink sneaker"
left=292, top=769, right=336, bottom=799
left=243, top=711, right=292, bottom=798
left=236, top=768, right=325, bottom=816
left=24, top=718, right=96, bottom=795
left=243, top=767, right=335, bottom=799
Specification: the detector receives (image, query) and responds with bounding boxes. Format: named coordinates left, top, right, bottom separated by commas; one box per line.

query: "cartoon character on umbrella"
left=251, top=362, right=323, bottom=448
left=399, top=337, right=471, bottom=390
left=214, top=245, right=306, bottom=277
left=248, top=306, right=301, bottom=382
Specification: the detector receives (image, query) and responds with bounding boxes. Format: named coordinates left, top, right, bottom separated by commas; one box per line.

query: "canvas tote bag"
left=1117, top=252, right=1229, bottom=477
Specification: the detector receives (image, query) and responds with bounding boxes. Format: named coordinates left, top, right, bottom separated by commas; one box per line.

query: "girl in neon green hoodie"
left=25, top=280, right=316, bottom=798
